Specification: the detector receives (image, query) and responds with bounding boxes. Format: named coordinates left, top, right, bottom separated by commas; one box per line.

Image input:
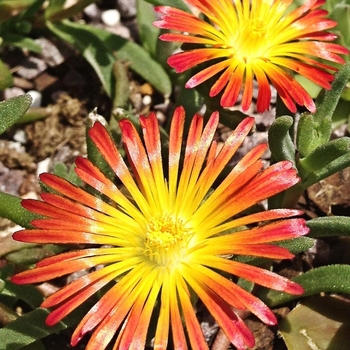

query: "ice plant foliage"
left=12, top=107, right=308, bottom=350
left=155, top=0, right=349, bottom=113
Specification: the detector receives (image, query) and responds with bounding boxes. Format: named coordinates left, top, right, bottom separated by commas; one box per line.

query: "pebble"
left=116, top=0, right=136, bottom=19
left=101, top=9, right=121, bottom=27
left=16, top=56, right=47, bottom=80
left=13, top=129, right=27, bottom=144
left=142, top=95, right=152, bottom=106
left=84, top=3, right=101, bottom=22
left=27, top=90, right=42, bottom=107
left=3, top=87, right=25, bottom=100
left=36, top=157, right=51, bottom=176
left=35, top=38, right=66, bottom=67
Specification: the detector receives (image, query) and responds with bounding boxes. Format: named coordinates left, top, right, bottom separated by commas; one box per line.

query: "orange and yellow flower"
left=155, top=0, right=349, bottom=113
left=12, top=107, right=308, bottom=350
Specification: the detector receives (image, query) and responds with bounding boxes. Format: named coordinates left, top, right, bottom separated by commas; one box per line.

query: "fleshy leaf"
left=45, top=0, right=96, bottom=21
left=297, top=112, right=332, bottom=158
left=303, top=150, right=350, bottom=188
left=258, top=265, right=350, bottom=308
left=307, top=216, right=350, bottom=238
left=112, top=61, right=130, bottom=109
left=314, top=62, right=350, bottom=121
left=299, top=138, right=350, bottom=172
left=297, top=62, right=350, bottom=157
left=0, top=59, right=13, bottom=90
left=47, top=20, right=115, bottom=97
left=279, top=295, right=350, bottom=350
left=2, top=281, right=44, bottom=309
left=47, top=20, right=171, bottom=97
left=235, top=237, right=315, bottom=266
left=268, top=116, right=295, bottom=164
left=137, top=0, right=160, bottom=57
left=0, top=192, right=39, bottom=228
left=0, top=306, right=90, bottom=350
left=0, top=94, right=32, bottom=135
left=2, top=33, right=42, bottom=53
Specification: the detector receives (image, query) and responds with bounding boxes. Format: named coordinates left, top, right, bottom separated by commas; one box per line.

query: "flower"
left=12, top=107, right=308, bottom=350
left=154, top=0, right=349, bottom=113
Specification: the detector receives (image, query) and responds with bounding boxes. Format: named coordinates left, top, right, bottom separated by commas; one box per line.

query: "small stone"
left=34, top=72, right=58, bottom=91
left=142, top=95, right=152, bottom=106
left=35, top=38, right=66, bottom=67
left=3, top=87, right=25, bottom=100
left=27, top=90, right=42, bottom=108
left=116, top=0, right=136, bottom=19
left=16, top=56, right=47, bottom=80
left=84, top=3, right=101, bottom=22
left=36, top=157, right=51, bottom=176
left=13, top=77, right=34, bottom=90
left=13, top=129, right=27, bottom=144
left=101, top=9, right=121, bottom=27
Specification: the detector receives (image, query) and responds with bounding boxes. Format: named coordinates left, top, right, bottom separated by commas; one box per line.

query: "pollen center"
left=144, top=214, right=192, bottom=268
left=230, top=18, right=268, bottom=62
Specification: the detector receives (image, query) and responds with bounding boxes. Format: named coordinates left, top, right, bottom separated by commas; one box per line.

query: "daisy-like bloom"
left=12, top=107, right=308, bottom=350
left=154, top=0, right=349, bottom=113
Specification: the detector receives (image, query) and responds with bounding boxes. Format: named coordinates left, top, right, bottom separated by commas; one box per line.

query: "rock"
left=116, top=0, right=136, bottom=19
left=101, top=9, right=121, bottom=26
left=16, top=56, right=47, bottom=80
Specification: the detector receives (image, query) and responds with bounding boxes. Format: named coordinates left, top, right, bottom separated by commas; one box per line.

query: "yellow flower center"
left=144, top=214, right=192, bottom=268
left=228, top=18, right=269, bottom=63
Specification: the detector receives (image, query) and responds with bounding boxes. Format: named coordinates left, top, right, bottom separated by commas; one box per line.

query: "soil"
left=1, top=1, right=350, bottom=350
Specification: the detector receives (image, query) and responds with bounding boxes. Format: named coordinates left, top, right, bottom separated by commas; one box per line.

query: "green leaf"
left=258, top=264, right=350, bottom=308
left=279, top=295, right=350, bottom=350
left=44, top=0, right=66, bottom=18
left=0, top=234, right=37, bottom=258
left=268, top=115, right=296, bottom=164
left=303, top=150, right=350, bottom=188
left=175, top=84, right=204, bottom=125
left=307, top=216, right=350, bottom=238
left=235, top=237, right=315, bottom=266
left=0, top=305, right=90, bottom=350
left=297, top=63, right=350, bottom=157
left=295, top=74, right=322, bottom=99
left=142, top=0, right=190, bottom=12
left=5, top=244, right=60, bottom=265
left=296, top=112, right=332, bottom=158
left=0, top=301, right=18, bottom=325
left=53, top=163, right=83, bottom=187
left=2, top=281, right=44, bottom=309
left=314, top=61, right=350, bottom=121
left=112, top=61, right=130, bottom=109
left=86, top=110, right=115, bottom=182
left=0, top=59, right=13, bottom=90
left=0, top=94, right=32, bottom=135
left=83, top=23, right=172, bottom=96
left=0, top=0, right=37, bottom=22
left=47, top=20, right=115, bottom=97
left=331, top=98, right=350, bottom=127
left=2, top=33, right=42, bottom=53
left=137, top=0, right=160, bottom=57
left=329, top=4, right=350, bottom=49
left=48, top=20, right=172, bottom=97
left=0, top=192, right=39, bottom=228
left=0, top=279, right=5, bottom=294
left=0, top=264, right=15, bottom=280
left=45, top=0, right=96, bottom=22
left=299, top=137, right=350, bottom=172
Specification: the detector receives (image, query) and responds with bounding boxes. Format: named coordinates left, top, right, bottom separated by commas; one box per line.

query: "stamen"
left=144, top=214, right=193, bottom=268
